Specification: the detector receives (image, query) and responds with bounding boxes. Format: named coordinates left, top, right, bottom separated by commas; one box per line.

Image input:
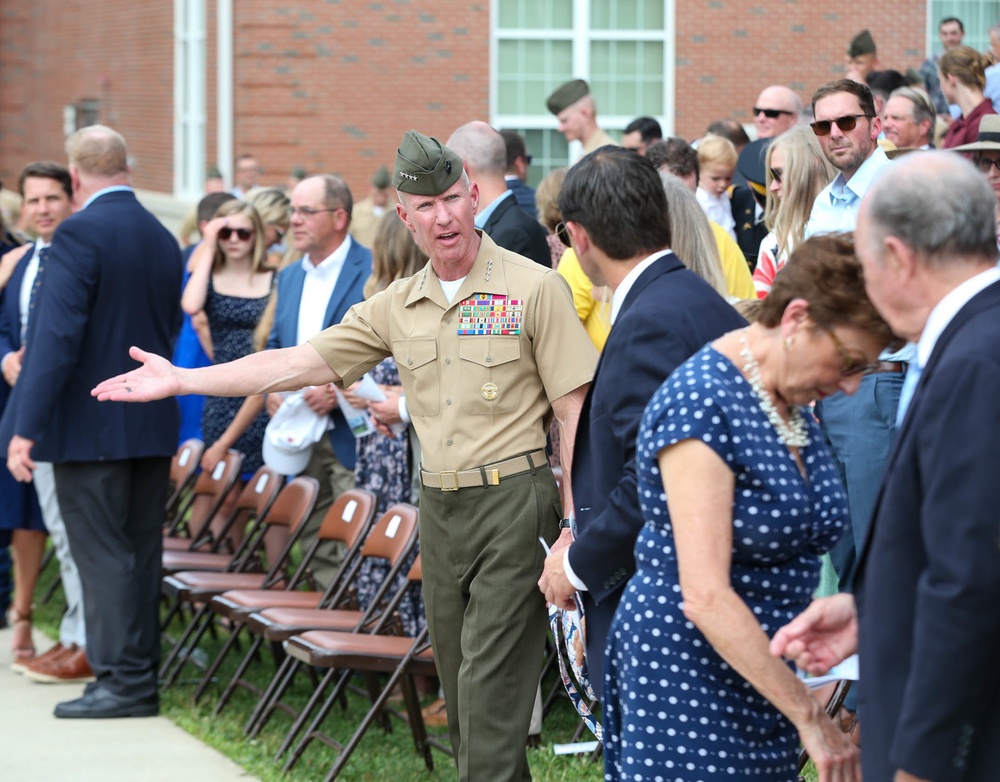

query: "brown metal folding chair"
left=164, top=438, right=205, bottom=526
left=278, top=556, right=450, bottom=780
left=161, top=465, right=284, bottom=577
left=163, top=449, right=243, bottom=551
left=241, top=504, right=420, bottom=742
left=158, top=476, right=319, bottom=687
left=191, top=488, right=378, bottom=705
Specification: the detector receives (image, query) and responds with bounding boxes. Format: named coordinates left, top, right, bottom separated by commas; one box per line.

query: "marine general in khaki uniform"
left=94, top=130, right=597, bottom=782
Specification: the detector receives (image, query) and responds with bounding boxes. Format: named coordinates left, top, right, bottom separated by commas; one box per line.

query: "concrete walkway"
left=0, top=627, right=258, bottom=782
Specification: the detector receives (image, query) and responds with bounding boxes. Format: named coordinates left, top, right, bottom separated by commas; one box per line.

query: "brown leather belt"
left=421, top=450, right=548, bottom=491
left=869, top=361, right=907, bottom=374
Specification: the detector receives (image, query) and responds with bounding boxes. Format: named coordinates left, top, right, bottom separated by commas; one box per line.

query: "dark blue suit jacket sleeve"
left=889, top=356, right=1000, bottom=777
left=568, top=311, right=699, bottom=601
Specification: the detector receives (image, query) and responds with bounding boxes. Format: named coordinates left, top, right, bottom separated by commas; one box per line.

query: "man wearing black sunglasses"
left=805, top=79, right=909, bottom=651
left=752, top=85, right=802, bottom=139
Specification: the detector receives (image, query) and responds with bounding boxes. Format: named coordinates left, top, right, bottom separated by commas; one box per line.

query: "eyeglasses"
left=555, top=221, right=572, bottom=248
left=289, top=206, right=342, bottom=218
left=974, top=156, right=1000, bottom=173
left=824, top=328, right=881, bottom=376
left=769, top=167, right=783, bottom=184
left=810, top=114, right=872, bottom=137
left=218, top=227, right=253, bottom=241
left=753, top=107, right=794, bottom=119
left=521, top=153, right=533, bottom=165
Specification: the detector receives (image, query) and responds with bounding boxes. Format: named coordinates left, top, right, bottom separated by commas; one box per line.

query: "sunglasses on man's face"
left=218, top=227, right=253, bottom=241
left=810, top=114, right=871, bottom=137
left=753, top=107, right=794, bottom=119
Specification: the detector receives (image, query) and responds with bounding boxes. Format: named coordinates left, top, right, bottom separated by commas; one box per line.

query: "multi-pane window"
left=492, top=0, right=673, bottom=184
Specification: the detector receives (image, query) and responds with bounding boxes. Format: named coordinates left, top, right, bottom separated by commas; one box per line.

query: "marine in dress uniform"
left=309, top=132, right=597, bottom=780
left=94, top=130, right=596, bottom=779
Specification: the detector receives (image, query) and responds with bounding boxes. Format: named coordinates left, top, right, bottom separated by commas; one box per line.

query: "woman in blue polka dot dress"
left=604, top=236, right=898, bottom=782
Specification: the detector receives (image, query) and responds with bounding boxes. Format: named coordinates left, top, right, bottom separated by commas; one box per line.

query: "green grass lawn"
left=32, top=552, right=603, bottom=782
left=32, top=551, right=821, bottom=782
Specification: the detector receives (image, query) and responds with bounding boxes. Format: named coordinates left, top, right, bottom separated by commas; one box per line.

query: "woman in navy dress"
left=345, top=212, right=426, bottom=636
left=181, top=200, right=274, bottom=541
left=604, top=236, right=896, bottom=782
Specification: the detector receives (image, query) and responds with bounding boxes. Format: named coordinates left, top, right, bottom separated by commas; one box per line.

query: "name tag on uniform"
left=456, top=294, right=523, bottom=335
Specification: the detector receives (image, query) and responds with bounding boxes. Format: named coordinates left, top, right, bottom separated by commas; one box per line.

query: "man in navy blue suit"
left=538, top=147, right=746, bottom=698
left=0, top=162, right=93, bottom=685
left=264, top=174, right=370, bottom=587
left=4, top=125, right=182, bottom=718
left=773, top=152, right=1000, bottom=782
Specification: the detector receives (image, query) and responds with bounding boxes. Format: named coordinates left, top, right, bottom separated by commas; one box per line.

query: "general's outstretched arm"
left=92, top=342, right=339, bottom=402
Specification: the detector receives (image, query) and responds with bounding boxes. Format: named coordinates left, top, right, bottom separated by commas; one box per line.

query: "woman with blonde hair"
left=940, top=45, right=997, bottom=150
left=182, top=199, right=275, bottom=539
left=754, top=127, right=836, bottom=298
left=659, top=172, right=728, bottom=297
left=246, top=187, right=294, bottom=268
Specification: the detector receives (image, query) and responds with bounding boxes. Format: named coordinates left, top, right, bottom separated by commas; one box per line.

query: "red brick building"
left=0, top=1, right=980, bottom=205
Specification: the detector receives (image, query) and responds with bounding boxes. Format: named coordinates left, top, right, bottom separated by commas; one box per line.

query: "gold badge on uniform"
left=481, top=382, right=500, bottom=401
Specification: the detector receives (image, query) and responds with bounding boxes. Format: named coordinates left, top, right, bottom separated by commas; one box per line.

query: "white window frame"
left=490, top=0, right=676, bottom=148
left=174, top=0, right=206, bottom=200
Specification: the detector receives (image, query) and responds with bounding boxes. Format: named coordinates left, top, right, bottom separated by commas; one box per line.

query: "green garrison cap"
left=848, top=29, right=876, bottom=58
left=392, top=130, right=463, bottom=195
left=546, top=79, right=590, bottom=115
left=206, top=166, right=223, bottom=179
left=372, top=165, right=391, bottom=189
left=290, top=165, right=307, bottom=180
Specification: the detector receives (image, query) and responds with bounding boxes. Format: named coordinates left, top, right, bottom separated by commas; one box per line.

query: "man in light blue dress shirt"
left=805, top=79, right=913, bottom=594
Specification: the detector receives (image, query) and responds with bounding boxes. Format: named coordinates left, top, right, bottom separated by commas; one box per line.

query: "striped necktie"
left=21, top=245, right=49, bottom=343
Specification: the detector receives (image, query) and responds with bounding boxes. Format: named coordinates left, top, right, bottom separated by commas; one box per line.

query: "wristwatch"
left=559, top=518, right=572, bottom=530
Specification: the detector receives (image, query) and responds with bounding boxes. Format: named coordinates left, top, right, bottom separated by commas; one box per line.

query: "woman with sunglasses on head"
left=181, top=200, right=275, bottom=538
left=754, top=127, right=837, bottom=298
left=604, top=234, right=897, bottom=782
left=939, top=45, right=997, bottom=151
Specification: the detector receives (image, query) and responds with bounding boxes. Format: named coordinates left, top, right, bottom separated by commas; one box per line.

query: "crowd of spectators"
left=2, top=16, right=1000, bottom=782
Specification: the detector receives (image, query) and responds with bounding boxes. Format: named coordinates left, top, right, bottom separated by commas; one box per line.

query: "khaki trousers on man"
left=420, top=466, right=560, bottom=782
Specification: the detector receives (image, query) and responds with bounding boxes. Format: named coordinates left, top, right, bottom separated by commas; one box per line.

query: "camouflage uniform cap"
left=372, top=165, right=391, bottom=189
left=546, top=79, right=590, bottom=115
left=848, top=29, right=876, bottom=58
left=392, top=130, right=463, bottom=196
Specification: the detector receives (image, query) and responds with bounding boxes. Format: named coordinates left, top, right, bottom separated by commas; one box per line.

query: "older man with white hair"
left=773, top=151, right=1000, bottom=782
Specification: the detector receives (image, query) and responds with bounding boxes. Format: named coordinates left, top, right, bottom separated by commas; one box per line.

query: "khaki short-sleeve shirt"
left=309, top=232, right=597, bottom=472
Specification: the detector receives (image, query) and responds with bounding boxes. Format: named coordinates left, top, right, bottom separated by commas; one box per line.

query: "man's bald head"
left=753, top=86, right=802, bottom=138
left=446, top=121, right=507, bottom=178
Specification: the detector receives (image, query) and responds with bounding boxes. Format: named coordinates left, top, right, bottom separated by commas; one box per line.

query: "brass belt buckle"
left=439, top=470, right=460, bottom=492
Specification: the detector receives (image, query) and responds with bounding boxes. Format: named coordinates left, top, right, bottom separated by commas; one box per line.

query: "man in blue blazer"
left=538, top=147, right=745, bottom=698
left=265, top=174, right=370, bottom=587
left=772, top=152, right=1000, bottom=782
left=4, top=126, right=182, bottom=718
left=0, top=162, right=93, bottom=684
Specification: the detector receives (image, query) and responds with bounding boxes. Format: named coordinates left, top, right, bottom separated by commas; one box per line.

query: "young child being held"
left=695, top=134, right=738, bottom=241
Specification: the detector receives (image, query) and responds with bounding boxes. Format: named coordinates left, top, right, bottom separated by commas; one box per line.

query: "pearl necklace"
left=738, top=329, right=810, bottom=448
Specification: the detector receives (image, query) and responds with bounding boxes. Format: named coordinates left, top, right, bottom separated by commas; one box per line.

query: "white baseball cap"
left=262, top=391, right=330, bottom=476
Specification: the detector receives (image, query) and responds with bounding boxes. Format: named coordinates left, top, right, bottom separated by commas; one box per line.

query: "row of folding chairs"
left=158, top=442, right=449, bottom=780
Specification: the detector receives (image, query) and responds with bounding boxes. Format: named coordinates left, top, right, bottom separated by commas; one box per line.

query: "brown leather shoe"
left=24, top=646, right=95, bottom=684
left=14, top=640, right=67, bottom=675
left=420, top=697, right=448, bottom=728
